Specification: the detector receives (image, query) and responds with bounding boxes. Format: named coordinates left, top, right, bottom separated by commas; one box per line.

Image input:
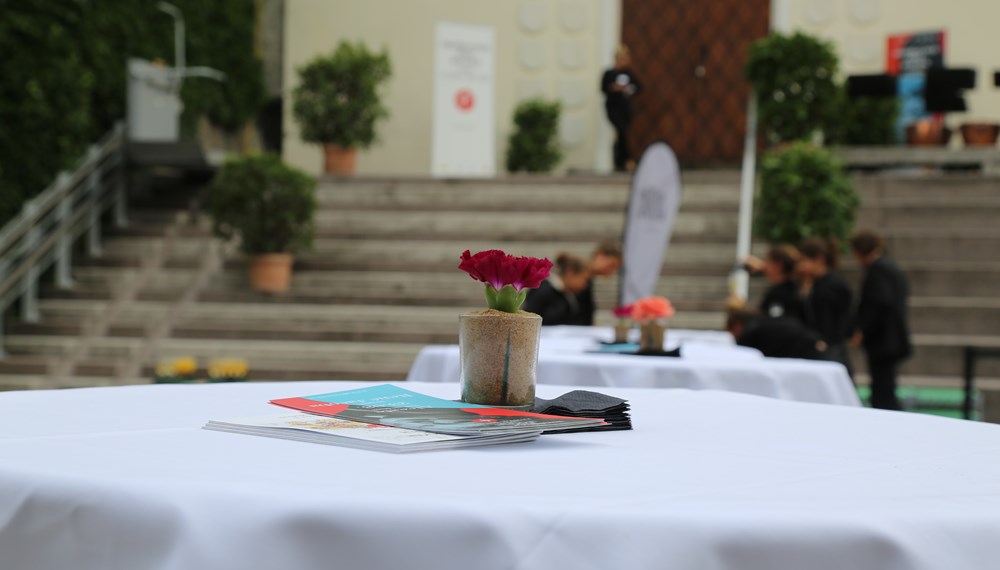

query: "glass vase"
left=459, top=311, right=542, bottom=409
left=639, top=320, right=666, bottom=352
left=614, top=321, right=631, bottom=343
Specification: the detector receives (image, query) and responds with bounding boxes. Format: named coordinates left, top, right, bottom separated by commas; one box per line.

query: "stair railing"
left=0, top=122, right=128, bottom=358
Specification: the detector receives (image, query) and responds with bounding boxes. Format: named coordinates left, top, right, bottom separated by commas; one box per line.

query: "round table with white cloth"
left=407, top=327, right=860, bottom=407
left=0, top=381, right=998, bottom=570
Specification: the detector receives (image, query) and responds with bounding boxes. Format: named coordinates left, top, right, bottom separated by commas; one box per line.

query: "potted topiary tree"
left=505, top=98, right=563, bottom=173
left=292, top=41, right=392, bottom=175
left=754, top=142, right=859, bottom=246
left=205, top=154, right=317, bottom=293
left=745, top=32, right=840, bottom=145
left=826, top=87, right=900, bottom=146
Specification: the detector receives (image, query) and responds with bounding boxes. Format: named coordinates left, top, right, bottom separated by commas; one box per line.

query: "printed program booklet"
left=269, top=384, right=606, bottom=436
left=204, top=411, right=541, bottom=453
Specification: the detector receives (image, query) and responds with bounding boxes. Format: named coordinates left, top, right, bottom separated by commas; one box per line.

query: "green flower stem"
left=484, top=284, right=527, bottom=313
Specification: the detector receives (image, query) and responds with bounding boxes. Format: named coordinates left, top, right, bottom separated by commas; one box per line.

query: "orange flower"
left=631, top=296, right=675, bottom=320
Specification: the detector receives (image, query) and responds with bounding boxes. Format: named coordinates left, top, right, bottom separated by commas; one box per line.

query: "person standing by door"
left=601, top=45, right=642, bottom=172
left=850, top=230, right=912, bottom=411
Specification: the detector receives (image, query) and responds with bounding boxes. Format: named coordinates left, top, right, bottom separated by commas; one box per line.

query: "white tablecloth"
left=1, top=381, right=999, bottom=570
left=408, top=328, right=860, bottom=407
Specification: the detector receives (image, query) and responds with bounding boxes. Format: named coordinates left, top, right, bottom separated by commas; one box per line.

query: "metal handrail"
left=0, top=122, right=128, bottom=357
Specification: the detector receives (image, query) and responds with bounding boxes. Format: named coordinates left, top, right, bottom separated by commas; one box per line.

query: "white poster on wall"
left=431, top=22, right=496, bottom=178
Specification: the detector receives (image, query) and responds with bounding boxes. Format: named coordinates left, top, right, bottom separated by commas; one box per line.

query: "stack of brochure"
left=205, top=384, right=606, bottom=453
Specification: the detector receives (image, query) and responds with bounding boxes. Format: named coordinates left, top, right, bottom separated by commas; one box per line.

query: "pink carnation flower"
left=612, top=304, right=634, bottom=319
left=459, top=250, right=552, bottom=292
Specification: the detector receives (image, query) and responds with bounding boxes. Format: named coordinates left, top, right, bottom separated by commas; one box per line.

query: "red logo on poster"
left=455, top=89, right=475, bottom=111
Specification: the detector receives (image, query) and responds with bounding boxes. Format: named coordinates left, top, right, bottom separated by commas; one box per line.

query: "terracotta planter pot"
left=459, top=310, right=542, bottom=409
left=960, top=122, right=1000, bottom=147
left=639, top=321, right=666, bottom=352
left=905, top=121, right=951, bottom=146
left=323, top=144, right=357, bottom=175
left=249, top=254, right=293, bottom=293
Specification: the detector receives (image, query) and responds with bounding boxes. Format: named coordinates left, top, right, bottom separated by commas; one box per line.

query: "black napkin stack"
left=533, top=390, right=632, bottom=433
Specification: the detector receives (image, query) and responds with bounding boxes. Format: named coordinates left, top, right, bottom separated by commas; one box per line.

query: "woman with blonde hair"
left=523, top=253, right=592, bottom=325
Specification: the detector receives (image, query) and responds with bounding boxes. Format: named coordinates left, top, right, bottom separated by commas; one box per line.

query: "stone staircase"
left=0, top=173, right=740, bottom=389
left=1, top=170, right=998, bottom=393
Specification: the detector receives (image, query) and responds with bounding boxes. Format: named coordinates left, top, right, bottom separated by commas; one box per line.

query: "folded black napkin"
left=633, top=346, right=681, bottom=357
left=533, top=390, right=632, bottom=432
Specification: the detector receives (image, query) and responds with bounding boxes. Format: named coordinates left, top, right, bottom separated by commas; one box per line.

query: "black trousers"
left=867, top=354, right=901, bottom=410
left=606, top=103, right=632, bottom=171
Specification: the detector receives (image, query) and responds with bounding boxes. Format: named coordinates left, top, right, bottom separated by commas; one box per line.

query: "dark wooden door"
left=622, top=0, right=770, bottom=165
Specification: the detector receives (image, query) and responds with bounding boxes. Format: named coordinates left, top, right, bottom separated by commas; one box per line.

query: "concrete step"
left=2, top=335, right=422, bottom=377
left=298, top=238, right=744, bottom=268
left=316, top=180, right=740, bottom=210
left=908, top=298, right=1000, bottom=336
left=856, top=174, right=1000, bottom=201
left=313, top=209, right=737, bottom=239
left=98, top=234, right=221, bottom=261
left=44, top=275, right=732, bottom=310
left=31, top=296, right=725, bottom=332
left=0, top=375, right=151, bottom=391
left=4, top=335, right=144, bottom=360
left=856, top=206, right=1000, bottom=230
left=841, top=263, right=1000, bottom=297
left=881, top=230, right=1000, bottom=264
left=69, top=267, right=737, bottom=302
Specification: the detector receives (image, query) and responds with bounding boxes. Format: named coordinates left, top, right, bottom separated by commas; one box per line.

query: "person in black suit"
left=523, top=253, right=592, bottom=326
left=744, top=244, right=804, bottom=321
left=850, top=230, right=912, bottom=411
left=601, top=45, right=642, bottom=172
left=576, top=240, right=622, bottom=326
left=725, top=308, right=828, bottom=360
left=798, top=237, right=854, bottom=377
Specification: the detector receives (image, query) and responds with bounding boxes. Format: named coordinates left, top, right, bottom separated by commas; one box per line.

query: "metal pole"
left=55, top=172, right=75, bottom=288
left=157, top=2, right=186, bottom=89
left=963, top=347, right=976, bottom=420
left=733, top=91, right=759, bottom=301
left=114, top=124, right=129, bottom=228
left=20, top=200, right=40, bottom=323
left=86, top=146, right=103, bottom=257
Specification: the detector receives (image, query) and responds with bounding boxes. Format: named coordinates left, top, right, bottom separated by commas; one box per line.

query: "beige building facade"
left=280, top=1, right=1000, bottom=176
left=778, top=0, right=1000, bottom=135
left=282, top=0, right=620, bottom=176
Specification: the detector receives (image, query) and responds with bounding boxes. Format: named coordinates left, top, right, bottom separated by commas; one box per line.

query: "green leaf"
left=505, top=98, right=563, bottom=173
left=292, top=41, right=392, bottom=148
left=485, top=285, right=525, bottom=313
left=753, top=142, right=858, bottom=247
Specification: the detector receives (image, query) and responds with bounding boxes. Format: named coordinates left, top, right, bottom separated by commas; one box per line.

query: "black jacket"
left=576, top=279, right=596, bottom=326
left=803, top=271, right=853, bottom=345
left=523, top=280, right=589, bottom=326
left=601, top=68, right=642, bottom=117
left=759, top=280, right=804, bottom=321
left=737, top=317, right=826, bottom=360
left=857, top=255, right=912, bottom=360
